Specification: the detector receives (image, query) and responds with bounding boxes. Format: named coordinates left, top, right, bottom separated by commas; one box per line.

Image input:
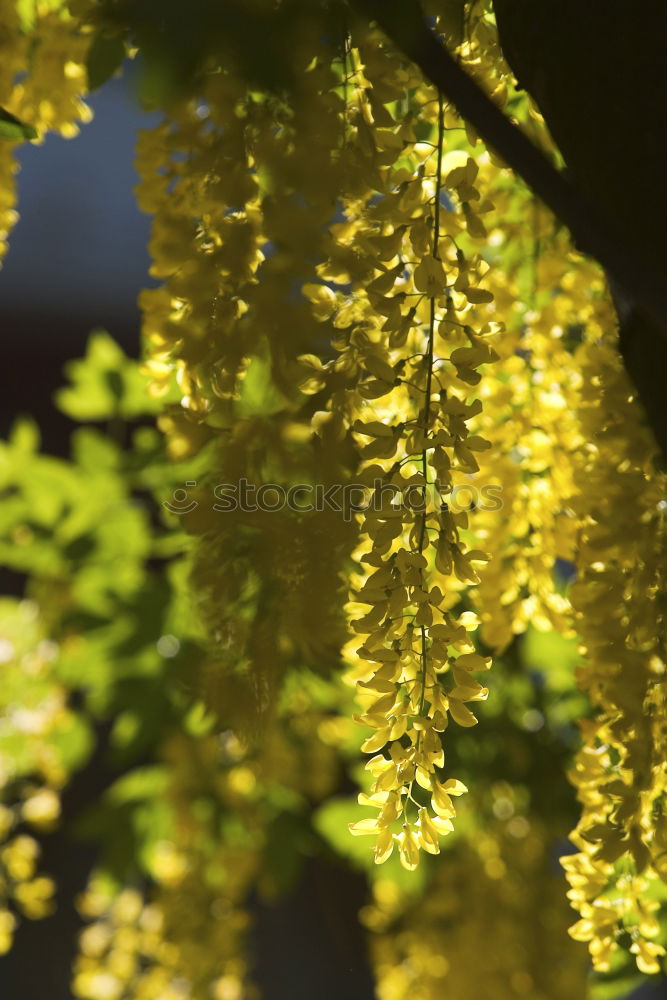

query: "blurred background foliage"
left=0, top=336, right=657, bottom=998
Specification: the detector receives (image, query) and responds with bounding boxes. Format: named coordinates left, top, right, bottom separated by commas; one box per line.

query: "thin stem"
left=416, top=92, right=444, bottom=720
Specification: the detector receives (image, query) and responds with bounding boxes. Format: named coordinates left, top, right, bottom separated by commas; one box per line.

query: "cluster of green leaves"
left=0, top=332, right=212, bottom=879
left=0, top=333, right=350, bottom=908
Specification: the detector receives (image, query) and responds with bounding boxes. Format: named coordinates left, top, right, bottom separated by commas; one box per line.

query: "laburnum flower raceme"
left=1, top=1, right=667, bottom=998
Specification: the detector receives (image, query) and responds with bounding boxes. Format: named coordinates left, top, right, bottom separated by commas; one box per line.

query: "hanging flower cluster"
left=0, top=600, right=73, bottom=953
left=0, top=0, right=92, bottom=262
left=330, top=68, right=497, bottom=868
left=135, top=28, right=369, bottom=723
left=72, top=669, right=348, bottom=1000
left=134, top=11, right=502, bottom=867
left=563, top=317, right=667, bottom=975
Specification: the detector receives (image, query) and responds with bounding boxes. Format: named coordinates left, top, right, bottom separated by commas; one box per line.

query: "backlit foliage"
left=1, top=1, right=666, bottom=998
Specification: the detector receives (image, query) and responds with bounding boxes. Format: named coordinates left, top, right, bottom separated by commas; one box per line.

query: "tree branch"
left=351, top=0, right=667, bottom=342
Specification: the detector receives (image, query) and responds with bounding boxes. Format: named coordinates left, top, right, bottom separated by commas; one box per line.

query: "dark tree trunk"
left=493, top=0, right=667, bottom=457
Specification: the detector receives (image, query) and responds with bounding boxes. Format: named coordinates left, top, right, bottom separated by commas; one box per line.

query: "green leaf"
left=50, top=713, right=94, bottom=772
left=9, top=417, right=40, bottom=455
left=589, top=971, right=647, bottom=1000
left=16, top=0, right=67, bottom=32
left=438, top=0, right=468, bottom=49
left=107, top=765, right=169, bottom=804
left=260, top=811, right=310, bottom=896
left=314, top=796, right=431, bottom=893
left=0, top=106, right=37, bottom=141
left=521, top=625, right=580, bottom=693
left=71, top=427, right=120, bottom=473
left=86, top=33, right=126, bottom=91
left=55, top=330, right=165, bottom=420
left=314, top=797, right=376, bottom=869
left=237, top=342, right=289, bottom=418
